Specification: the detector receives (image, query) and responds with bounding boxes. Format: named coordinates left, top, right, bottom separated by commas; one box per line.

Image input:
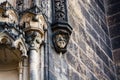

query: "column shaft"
left=22, top=58, right=28, bottom=80
left=29, top=49, right=40, bottom=80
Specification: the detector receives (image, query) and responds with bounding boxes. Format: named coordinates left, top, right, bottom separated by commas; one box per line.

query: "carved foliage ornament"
left=20, top=6, right=46, bottom=51
left=53, top=0, right=67, bottom=21
left=25, top=31, right=42, bottom=51
left=16, top=0, right=24, bottom=12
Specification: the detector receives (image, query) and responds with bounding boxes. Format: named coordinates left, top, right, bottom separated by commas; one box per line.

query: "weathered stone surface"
left=0, top=0, right=118, bottom=80
left=112, top=36, right=120, bottom=49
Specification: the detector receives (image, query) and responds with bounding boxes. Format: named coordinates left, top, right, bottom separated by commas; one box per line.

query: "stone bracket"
left=52, top=22, right=72, bottom=53
left=52, top=0, right=73, bottom=53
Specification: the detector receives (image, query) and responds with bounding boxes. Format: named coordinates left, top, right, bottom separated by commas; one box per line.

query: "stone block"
left=112, top=36, right=120, bottom=49
left=49, top=71, right=57, bottom=80
left=71, top=71, right=80, bottom=80
left=94, top=0, right=105, bottom=13
left=110, top=24, right=120, bottom=38
left=66, top=51, right=77, bottom=67
left=86, top=21, right=99, bottom=42
left=101, top=20, right=109, bottom=36
left=107, top=2, right=120, bottom=15
left=108, top=13, right=120, bottom=26
left=86, top=69, right=97, bottom=80
left=113, top=49, right=120, bottom=63
left=95, top=43, right=109, bottom=66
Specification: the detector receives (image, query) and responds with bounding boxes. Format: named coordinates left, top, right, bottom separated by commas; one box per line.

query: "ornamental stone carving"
left=53, top=30, right=70, bottom=53
left=52, top=0, right=72, bottom=53
left=20, top=6, right=46, bottom=50
left=52, top=0, right=67, bottom=21
left=0, top=1, right=27, bottom=58
left=52, top=23, right=72, bottom=53
left=20, top=5, right=47, bottom=80
left=0, top=1, right=47, bottom=80
left=0, top=1, right=18, bottom=24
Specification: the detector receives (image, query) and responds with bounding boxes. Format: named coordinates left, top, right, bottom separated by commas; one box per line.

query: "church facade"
left=0, top=0, right=119, bottom=80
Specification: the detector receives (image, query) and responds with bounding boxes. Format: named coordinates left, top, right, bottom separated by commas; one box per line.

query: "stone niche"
left=0, top=44, right=21, bottom=80
left=0, top=1, right=27, bottom=80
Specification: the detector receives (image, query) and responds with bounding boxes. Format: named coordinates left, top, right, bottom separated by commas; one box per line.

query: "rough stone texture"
left=48, top=0, right=117, bottom=80
left=0, top=0, right=118, bottom=80
left=106, top=0, right=120, bottom=79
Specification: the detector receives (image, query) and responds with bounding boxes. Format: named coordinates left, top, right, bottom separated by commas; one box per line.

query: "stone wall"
left=0, top=0, right=118, bottom=80
left=48, top=0, right=117, bottom=80
left=106, top=0, right=120, bottom=79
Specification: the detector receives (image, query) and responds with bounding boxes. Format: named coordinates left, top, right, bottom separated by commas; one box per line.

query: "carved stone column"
left=26, top=31, right=42, bottom=80
left=20, top=5, right=46, bottom=80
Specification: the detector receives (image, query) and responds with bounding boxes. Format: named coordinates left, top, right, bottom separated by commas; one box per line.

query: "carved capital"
left=25, top=31, right=42, bottom=50
left=20, top=6, right=47, bottom=51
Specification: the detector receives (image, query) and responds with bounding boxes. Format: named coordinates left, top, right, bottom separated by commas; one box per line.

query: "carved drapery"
left=52, top=0, right=72, bottom=53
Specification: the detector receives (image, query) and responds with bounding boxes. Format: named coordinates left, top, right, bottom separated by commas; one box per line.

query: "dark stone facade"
left=0, top=0, right=119, bottom=80
left=106, top=0, right=120, bottom=79
left=48, top=0, right=117, bottom=80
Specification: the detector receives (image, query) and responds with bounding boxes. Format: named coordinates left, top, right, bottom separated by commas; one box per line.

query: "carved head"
left=53, top=30, right=69, bottom=53
left=56, top=34, right=67, bottom=48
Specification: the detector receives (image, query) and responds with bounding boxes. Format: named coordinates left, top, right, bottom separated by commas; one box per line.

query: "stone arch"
left=14, top=39, right=28, bottom=58
left=0, top=34, right=13, bottom=45
left=0, top=33, right=27, bottom=80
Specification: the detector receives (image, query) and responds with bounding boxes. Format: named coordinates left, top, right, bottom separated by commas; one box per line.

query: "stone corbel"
left=52, top=0, right=73, bottom=53
left=52, top=22, right=72, bottom=53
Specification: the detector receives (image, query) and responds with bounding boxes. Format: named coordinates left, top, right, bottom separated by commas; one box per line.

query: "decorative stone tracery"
left=0, top=1, right=27, bottom=58
left=0, top=1, right=47, bottom=80
left=53, top=0, right=67, bottom=21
